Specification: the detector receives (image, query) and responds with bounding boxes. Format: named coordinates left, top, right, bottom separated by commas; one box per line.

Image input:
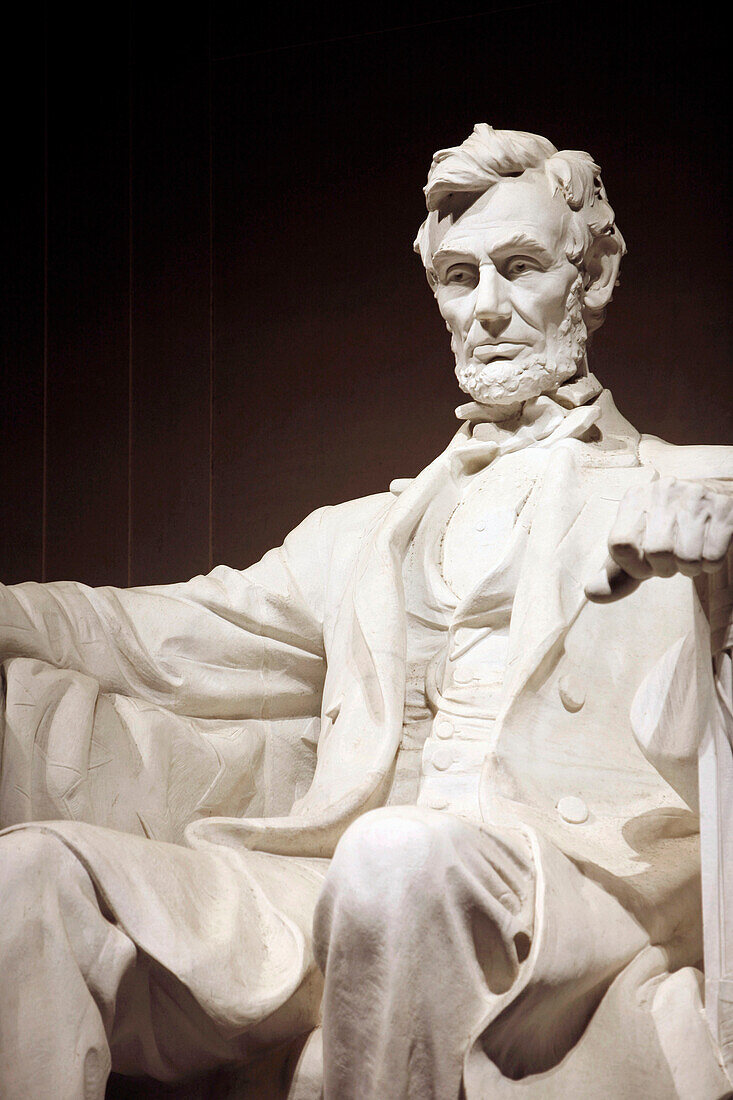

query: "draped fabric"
left=0, top=498, right=388, bottom=838
left=2, top=391, right=733, bottom=1097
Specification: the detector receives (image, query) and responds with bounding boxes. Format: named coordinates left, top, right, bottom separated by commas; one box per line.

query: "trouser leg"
left=313, top=807, right=535, bottom=1100
left=0, top=826, right=327, bottom=1100
left=0, top=829, right=137, bottom=1100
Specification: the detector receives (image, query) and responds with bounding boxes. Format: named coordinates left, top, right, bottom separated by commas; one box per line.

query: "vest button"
left=431, top=746, right=454, bottom=772
left=427, top=794, right=449, bottom=810
left=558, top=674, right=586, bottom=712
left=435, top=719, right=453, bottom=740
left=557, top=796, right=589, bottom=824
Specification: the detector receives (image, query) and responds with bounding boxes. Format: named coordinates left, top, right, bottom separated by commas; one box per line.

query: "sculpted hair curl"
left=414, top=124, right=626, bottom=333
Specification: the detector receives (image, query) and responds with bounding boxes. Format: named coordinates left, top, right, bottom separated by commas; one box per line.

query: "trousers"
left=0, top=806, right=654, bottom=1100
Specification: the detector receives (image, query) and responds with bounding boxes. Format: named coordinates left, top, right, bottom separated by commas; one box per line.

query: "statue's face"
left=431, top=170, right=586, bottom=410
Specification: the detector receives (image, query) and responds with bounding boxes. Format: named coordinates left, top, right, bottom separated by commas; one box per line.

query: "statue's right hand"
left=585, top=476, right=733, bottom=604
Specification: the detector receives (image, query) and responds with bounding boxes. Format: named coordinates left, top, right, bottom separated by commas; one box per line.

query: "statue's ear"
left=582, top=230, right=624, bottom=321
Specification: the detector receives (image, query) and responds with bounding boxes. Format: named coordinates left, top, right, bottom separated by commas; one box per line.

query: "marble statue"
left=1, top=124, right=733, bottom=1100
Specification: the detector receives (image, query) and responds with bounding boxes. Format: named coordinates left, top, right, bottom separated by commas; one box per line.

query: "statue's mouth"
left=471, top=343, right=524, bottom=363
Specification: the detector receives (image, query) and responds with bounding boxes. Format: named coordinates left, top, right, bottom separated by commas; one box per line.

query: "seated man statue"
left=2, top=124, right=733, bottom=1100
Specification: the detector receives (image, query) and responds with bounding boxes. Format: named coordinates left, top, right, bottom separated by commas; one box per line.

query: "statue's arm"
left=586, top=475, right=733, bottom=602
left=584, top=463, right=733, bottom=1073
left=0, top=506, right=334, bottom=719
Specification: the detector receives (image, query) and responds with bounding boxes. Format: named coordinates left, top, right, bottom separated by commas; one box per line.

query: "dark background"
left=2, top=1, right=731, bottom=589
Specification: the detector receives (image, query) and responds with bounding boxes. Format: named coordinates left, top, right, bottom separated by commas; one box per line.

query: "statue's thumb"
left=584, top=556, right=643, bottom=604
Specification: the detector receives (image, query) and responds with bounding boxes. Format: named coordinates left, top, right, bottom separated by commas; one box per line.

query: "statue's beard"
left=454, top=277, right=587, bottom=407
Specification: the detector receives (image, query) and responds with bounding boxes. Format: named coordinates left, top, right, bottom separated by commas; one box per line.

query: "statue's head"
left=414, top=125, right=625, bottom=413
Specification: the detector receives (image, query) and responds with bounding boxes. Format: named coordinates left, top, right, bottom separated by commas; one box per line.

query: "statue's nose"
left=475, top=265, right=511, bottom=336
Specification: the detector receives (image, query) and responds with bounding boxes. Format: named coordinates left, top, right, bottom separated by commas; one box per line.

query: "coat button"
left=557, top=796, right=589, bottom=824
left=435, top=719, right=453, bottom=740
left=558, top=673, right=586, bottom=713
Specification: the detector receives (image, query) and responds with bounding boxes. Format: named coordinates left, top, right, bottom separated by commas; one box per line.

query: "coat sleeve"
left=0, top=507, right=332, bottom=719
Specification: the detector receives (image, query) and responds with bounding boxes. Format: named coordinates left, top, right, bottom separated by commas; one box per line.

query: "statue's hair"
left=414, top=124, right=625, bottom=332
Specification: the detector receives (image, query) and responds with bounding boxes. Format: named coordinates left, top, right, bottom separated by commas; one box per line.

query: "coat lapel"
left=304, top=443, right=460, bottom=809
left=500, top=444, right=593, bottom=708
left=499, top=439, right=654, bottom=718
left=188, top=431, right=470, bottom=857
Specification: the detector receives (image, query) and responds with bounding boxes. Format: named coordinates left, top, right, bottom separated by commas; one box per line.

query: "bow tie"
left=472, top=396, right=599, bottom=454
left=450, top=376, right=602, bottom=471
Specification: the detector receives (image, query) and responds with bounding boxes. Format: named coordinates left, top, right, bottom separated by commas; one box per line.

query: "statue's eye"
left=445, top=264, right=477, bottom=287
left=505, top=257, right=536, bottom=278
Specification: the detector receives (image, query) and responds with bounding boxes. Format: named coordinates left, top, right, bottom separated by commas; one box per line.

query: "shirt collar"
left=453, top=373, right=604, bottom=459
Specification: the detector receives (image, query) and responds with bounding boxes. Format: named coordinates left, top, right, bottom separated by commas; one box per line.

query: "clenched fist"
left=585, top=476, right=733, bottom=603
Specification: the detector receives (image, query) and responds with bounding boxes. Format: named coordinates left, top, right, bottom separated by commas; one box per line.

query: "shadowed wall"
left=2, top=1, right=731, bottom=588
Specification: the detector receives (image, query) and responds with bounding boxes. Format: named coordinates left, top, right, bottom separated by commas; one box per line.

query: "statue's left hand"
left=585, top=476, right=733, bottom=603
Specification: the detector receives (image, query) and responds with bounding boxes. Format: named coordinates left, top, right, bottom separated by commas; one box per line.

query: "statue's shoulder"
left=326, top=491, right=394, bottom=520
left=286, top=492, right=392, bottom=541
left=312, top=491, right=394, bottom=545
left=638, top=434, right=733, bottom=480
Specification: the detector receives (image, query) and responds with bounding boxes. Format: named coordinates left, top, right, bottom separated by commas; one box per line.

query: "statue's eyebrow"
left=488, top=232, right=555, bottom=267
left=432, top=232, right=554, bottom=270
left=431, top=246, right=476, bottom=269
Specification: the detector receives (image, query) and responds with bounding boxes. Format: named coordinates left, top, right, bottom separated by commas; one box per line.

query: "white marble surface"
left=1, top=124, right=733, bottom=1099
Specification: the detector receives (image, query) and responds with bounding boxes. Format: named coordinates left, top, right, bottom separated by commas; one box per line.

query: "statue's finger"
left=702, top=516, right=733, bottom=569
left=584, top=557, right=643, bottom=603
left=643, top=503, right=678, bottom=559
left=644, top=549, right=678, bottom=578
left=642, top=502, right=678, bottom=577
left=673, top=520, right=706, bottom=576
left=607, top=498, right=651, bottom=580
left=607, top=541, right=654, bottom=580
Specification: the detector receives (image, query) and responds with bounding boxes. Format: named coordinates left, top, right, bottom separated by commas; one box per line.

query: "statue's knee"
left=321, top=808, right=457, bottom=929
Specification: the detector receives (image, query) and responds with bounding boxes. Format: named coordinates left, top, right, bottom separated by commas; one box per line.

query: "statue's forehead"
left=434, top=173, right=570, bottom=254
